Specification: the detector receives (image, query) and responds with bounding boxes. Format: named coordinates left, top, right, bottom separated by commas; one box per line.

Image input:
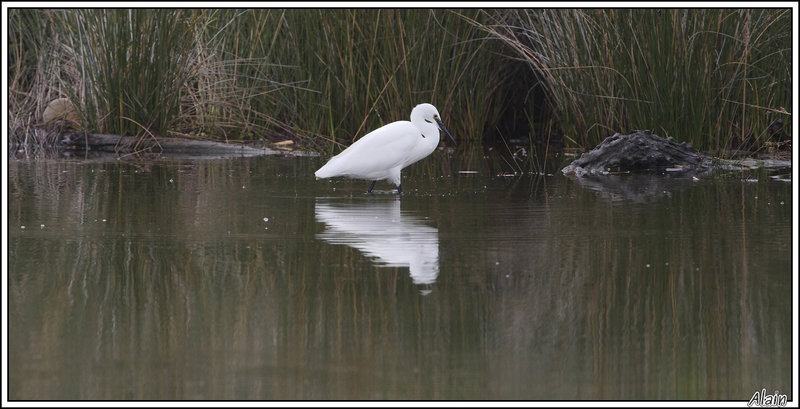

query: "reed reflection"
left=315, top=198, right=439, bottom=294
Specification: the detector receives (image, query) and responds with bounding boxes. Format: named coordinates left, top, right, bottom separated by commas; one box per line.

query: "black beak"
left=435, top=117, right=457, bottom=147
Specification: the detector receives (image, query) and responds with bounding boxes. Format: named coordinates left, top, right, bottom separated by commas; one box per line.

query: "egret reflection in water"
left=315, top=198, right=439, bottom=294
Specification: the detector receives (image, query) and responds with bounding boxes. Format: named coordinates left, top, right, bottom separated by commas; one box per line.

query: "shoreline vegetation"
left=8, top=9, right=793, bottom=163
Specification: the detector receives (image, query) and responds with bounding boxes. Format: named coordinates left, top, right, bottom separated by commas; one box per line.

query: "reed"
left=477, top=9, right=792, bottom=152
left=212, top=9, right=505, bottom=152
left=57, top=9, right=201, bottom=138
left=8, top=9, right=64, bottom=152
left=7, top=8, right=792, bottom=159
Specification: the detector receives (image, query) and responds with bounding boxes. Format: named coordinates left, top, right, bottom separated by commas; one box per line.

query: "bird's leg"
left=367, top=180, right=377, bottom=193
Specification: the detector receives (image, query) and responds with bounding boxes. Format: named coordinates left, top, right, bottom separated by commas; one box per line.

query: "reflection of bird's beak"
left=435, top=117, right=457, bottom=147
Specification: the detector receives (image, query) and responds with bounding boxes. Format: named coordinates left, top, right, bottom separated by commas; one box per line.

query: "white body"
left=315, top=103, right=449, bottom=188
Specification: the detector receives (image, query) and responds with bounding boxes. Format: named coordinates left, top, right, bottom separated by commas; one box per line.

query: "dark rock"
left=561, top=130, right=714, bottom=177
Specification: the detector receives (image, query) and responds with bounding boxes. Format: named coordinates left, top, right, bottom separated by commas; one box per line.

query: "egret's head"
left=412, top=103, right=457, bottom=146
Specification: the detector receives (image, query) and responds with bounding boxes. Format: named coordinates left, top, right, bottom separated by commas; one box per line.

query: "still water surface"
left=7, top=154, right=793, bottom=400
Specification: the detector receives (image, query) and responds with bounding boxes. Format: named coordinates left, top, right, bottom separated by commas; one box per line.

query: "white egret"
left=315, top=103, right=457, bottom=194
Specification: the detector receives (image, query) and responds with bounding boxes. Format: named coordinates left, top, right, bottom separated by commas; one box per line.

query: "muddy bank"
left=561, top=130, right=792, bottom=178
left=562, top=130, right=715, bottom=177
left=560, top=130, right=791, bottom=201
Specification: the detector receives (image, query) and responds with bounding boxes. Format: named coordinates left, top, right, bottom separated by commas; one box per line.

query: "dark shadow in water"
left=567, top=173, right=702, bottom=203
left=564, top=159, right=792, bottom=203
left=315, top=198, right=439, bottom=295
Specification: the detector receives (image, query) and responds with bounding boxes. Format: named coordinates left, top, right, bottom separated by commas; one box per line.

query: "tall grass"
left=205, top=9, right=505, bottom=152
left=58, top=9, right=201, bottom=138
left=8, top=9, right=64, bottom=151
left=7, top=8, right=792, bottom=158
left=477, top=9, right=792, bottom=152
